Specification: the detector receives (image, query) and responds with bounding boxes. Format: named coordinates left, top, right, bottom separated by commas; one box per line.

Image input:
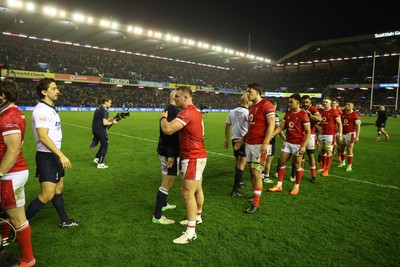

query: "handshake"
left=108, top=111, right=130, bottom=129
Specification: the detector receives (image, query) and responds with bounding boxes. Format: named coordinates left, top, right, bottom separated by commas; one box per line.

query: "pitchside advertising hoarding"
left=55, top=73, right=101, bottom=83
left=263, top=92, right=322, bottom=98
left=1, top=69, right=55, bottom=79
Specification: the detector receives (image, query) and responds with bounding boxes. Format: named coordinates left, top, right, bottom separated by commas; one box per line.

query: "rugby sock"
left=26, top=197, right=45, bottom=220
left=186, top=221, right=196, bottom=235
left=326, top=155, right=333, bottom=171
left=154, top=187, right=168, bottom=219
left=15, top=221, right=34, bottom=263
left=347, top=154, right=353, bottom=165
left=295, top=168, right=304, bottom=184
left=278, top=166, right=286, bottom=182
left=52, top=194, right=69, bottom=222
left=232, top=169, right=244, bottom=192
left=310, top=166, right=316, bottom=178
left=341, top=153, right=346, bottom=163
left=252, top=187, right=262, bottom=207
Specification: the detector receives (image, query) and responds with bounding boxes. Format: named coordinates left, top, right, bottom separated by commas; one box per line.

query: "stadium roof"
left=1, top=1, right=399, bottom=70
left=278, top=33, right=400, bottom=65
left=0, top=2, right=273, bottom=70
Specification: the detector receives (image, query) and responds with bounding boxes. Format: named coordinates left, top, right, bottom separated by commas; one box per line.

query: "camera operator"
left=91, top=96, right=117, bottom=169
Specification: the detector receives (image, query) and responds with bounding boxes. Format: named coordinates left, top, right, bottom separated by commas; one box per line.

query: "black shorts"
left=268, top=139, right=276, bottom=156
left=36, top=151, right=65, bottom=183
left=231, top=139, right=246, bottom=158
left=376, top=121, right=386, bottom=128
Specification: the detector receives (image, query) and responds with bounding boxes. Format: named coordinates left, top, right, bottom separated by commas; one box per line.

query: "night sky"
left=51, top=0, right=399, bottom=60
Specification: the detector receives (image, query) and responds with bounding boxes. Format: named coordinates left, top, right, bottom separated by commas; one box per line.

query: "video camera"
left=107, top=111, right=130, bottom=129
left=114, top=111, right=130, bottom=121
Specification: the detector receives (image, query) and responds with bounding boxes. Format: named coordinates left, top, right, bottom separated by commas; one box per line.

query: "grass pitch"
left=5, top=111, right=399, bottom=266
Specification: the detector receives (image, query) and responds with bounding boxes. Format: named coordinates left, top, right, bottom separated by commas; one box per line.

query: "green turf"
left=5, top=111, right=400, bottom=266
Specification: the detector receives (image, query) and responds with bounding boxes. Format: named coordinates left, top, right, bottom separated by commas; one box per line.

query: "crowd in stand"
left=1, top=34, right=399, bottom=111
left=15, top=81, right=242, bottom=109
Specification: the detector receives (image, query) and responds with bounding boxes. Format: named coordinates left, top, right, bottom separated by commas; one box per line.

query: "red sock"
left=326, top=155, right=333, bottom=171
left=15, top=221, right=35, bottom=262
left=341, top=153, right=346, bottom=162
left=277, top=166, right=286, bottom=182
left=295, top=168, right=304, bottom=184
left=252, top=187, right=262, bottom=207
left=347, top=155, right=353, bottom=165
left=310, top=166, right=316, bottom=177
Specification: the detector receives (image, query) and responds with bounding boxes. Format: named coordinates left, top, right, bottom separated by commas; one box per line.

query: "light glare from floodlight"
left=100, top=19, right=110, bottom=27
left=133, top=27, right=143, bottom=35
left=73, top=13, right=84, bottom=22
left=43, top=6, right=57, bottom=16
left=26, top=2, right=35, bottom=11
left=7, top=0, right=23, bottom=8
left=111, top=22, right=118, bottom=29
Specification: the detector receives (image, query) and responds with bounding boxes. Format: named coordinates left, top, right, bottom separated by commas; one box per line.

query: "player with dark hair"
left=91, top=95, right=118, bottom=169
left=26, top=77, right=80, bottom=228
left=332, top=99, right=343, bottom=162
left=262, top=98, right=284, bottom=184
left=338, top=101, right=361, bottom=172
left=234, top=83, right=276, bottom=213
left=0, top=79, right=35, bottom=266
left=301, top=95, right=322, bottom=183
left=269, top=93, right=310, bottom=195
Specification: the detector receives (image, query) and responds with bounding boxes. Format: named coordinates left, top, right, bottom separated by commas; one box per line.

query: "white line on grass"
left=65, top=123, right=399, bottom=190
